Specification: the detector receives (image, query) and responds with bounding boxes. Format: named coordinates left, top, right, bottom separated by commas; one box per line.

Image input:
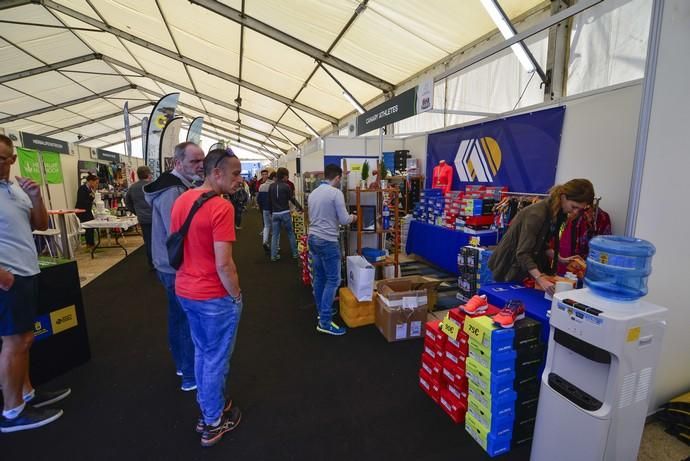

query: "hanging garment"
left=432, top=162, right=453, bottom=194
left=557, top=206, right=612, bottom=274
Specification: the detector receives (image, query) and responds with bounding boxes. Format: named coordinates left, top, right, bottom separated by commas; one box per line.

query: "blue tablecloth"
left=478, top=283, right=551, bottom=343
left=405, top=221, right=499, bottom=275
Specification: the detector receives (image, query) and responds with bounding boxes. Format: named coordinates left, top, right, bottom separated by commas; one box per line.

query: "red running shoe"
left=461, top=294, right=489, bottom=314
left=492, top=300, right=525, bottom=329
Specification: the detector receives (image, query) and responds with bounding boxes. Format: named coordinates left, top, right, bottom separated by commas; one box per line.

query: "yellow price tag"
left=440, top=318, right=461, bottom=341
left=469, top=236, right=481, bottom=247
left=465, top=322, right=484, bottom=343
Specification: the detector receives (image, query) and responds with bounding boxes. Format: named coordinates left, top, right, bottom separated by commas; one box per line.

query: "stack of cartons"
left=457, top=246, right=494, bottom=302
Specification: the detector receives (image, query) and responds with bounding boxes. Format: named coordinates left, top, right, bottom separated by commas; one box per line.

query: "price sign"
left=465, top=322, right=485, bottom=343
left=469, top=236, right=481, bottom=247
left=440, top=315, right=461, bottom=341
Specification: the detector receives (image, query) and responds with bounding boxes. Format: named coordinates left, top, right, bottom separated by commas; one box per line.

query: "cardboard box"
left=339, top=287, right=375, bottom=328
left=375, top=276, right=441, bottom=342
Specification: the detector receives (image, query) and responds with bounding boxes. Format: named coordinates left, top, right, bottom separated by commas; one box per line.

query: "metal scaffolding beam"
left=0, top=0, right=35, bottom=12
left=188, top=0, right=393, bottom=93
left=0, top=84, right=135, bottom=124
left=104, top=57, right=313, bottom=139
left=42, top=102, right=152, bottom=136
left=0, top=54, right=101, bottom=84
left=75, top=122, right=143, bottom=145
left=42, top=0, right=338, bottom=124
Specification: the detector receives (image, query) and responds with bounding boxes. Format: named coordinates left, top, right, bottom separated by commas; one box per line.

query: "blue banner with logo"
left=426, top=106, right=565, bottom=194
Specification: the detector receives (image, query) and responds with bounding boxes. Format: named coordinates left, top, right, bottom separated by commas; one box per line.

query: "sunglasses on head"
left=213, top=148, right=237, bottom=169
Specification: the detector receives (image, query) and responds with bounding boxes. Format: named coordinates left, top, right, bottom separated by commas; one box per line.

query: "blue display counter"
left=405, top=221, right=499, bottom=275
left=478, top=283, right=551, bottom=344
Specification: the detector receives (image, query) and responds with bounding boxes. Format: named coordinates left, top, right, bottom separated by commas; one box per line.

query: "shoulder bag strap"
left=178, top=191, right=217, bottom=237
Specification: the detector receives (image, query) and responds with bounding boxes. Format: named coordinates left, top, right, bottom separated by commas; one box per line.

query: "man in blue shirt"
left=0, top=134, right=71, bottom=432
left=307, top=164, right=357, bottom=336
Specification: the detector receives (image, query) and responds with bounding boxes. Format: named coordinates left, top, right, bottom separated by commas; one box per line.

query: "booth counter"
left=30, top=257, right=91, bottom=385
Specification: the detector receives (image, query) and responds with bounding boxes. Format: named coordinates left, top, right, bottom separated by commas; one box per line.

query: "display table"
left=47, top=208, right=85, bottom=259
left=31, top=258, right=91, bottom=385
left=405, top=221, right=500, bottom=275
left=81, top=216, right=138, bottom=258
left=479, top=282, right=551, bottom=343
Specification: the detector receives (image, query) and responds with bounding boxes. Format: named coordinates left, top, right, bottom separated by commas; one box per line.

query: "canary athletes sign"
left=50, top=305, right=78, bottom=334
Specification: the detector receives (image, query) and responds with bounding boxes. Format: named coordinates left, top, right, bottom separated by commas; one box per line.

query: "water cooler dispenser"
left=531, top=237, right=667, bottom=461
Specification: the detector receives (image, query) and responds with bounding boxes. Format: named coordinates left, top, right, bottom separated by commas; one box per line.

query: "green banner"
left=16, top=147, right=43, bottom=184
left=42, top=151, right=63, bottom=184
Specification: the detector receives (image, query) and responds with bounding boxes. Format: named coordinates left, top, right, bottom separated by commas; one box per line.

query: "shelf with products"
left=353, top=186, right=401, bottom=277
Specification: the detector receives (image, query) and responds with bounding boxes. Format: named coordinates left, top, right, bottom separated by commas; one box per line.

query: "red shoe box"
left=441, top=359, right=466, bottom=386
left=439, top=388, right=467, bottom=424
left=447, top=330, right=470, bottom=355
left=443, top=342, right=467, bottom=370
left=421, top=351, right=442, bottom=381
left=423, top=337, right=444, bottom=362
left=424, top=320, right=446, bottom=349
left=419, top=368, right=441, bottom=403
left=447, top=380, right=469, bottom=406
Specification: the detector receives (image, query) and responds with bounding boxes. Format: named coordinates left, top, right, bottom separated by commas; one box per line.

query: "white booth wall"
left=633, top=0, right=690, bottom=410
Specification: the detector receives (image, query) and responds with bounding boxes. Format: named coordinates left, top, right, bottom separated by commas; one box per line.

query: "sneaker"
left=195, top=399, right=233, bottom=433
left=176, top=370, right=183, bottom=377
left=0, top=406, right=63, bottom=433
left=271, top=255, right=281, bottom=262
left=316, top=321, right=346, bottom=336
left=181, top=381, right=197, bottom=392
left=492, top=300, right=525, bottom=329
left=262, top=243, right=270, bottom=254
left=26, top=388, right=71, bottom=408
left=200, top=406, right=242, bottom=447
left=292, top=253, right=299, bottom=260
left=235, top=225, right=242, bottom=230
left=461, top=294, right=489, bottom=315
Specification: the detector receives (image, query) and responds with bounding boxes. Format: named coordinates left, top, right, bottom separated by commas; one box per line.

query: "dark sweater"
left=268, top=180, right=302, bottom=214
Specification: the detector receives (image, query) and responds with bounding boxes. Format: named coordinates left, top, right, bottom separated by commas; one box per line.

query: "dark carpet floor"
left=2, top=209, right=530, bottom=460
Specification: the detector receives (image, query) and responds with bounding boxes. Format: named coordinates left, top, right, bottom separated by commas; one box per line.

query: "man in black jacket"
left=268, top=167, right=302, bottom=261
left=75, top=174, right=99, bottom=247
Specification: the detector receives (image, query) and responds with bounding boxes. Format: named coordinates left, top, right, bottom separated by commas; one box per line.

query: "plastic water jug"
left=584, top=236, right=656, bottom=301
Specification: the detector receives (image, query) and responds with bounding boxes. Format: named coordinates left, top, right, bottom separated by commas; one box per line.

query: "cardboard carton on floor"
left=375, top=276, right=441, bottom=342
left=339, top=287, right=375, bottom=328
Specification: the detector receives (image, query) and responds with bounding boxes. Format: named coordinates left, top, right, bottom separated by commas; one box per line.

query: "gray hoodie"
left=144, top=170, right=192, bottom=274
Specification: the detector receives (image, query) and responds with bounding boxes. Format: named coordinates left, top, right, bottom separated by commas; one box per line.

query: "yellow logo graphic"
left=154, top=114, right=168, bottom=129
left=454, top=137, right=502, bottom=182
left=33, top=320, right=49, bottom=337
left=50, top=305, right=78, bottom=334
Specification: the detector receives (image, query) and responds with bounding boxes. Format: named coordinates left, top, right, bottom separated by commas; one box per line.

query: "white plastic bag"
left=346, top=255, right=375, bottom=302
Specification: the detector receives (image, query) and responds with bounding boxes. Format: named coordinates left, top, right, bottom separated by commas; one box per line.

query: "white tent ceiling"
left=0, top=0, right=543, bottom=158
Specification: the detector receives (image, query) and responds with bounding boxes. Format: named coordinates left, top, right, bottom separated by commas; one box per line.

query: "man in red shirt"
left=170, top=148, right=244, bottom=447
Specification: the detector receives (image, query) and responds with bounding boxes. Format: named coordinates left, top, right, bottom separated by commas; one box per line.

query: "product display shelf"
left=353, top=186, right=400, bottom=277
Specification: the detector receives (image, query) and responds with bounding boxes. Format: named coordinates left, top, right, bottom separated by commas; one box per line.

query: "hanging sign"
left=426, top=106, right=565, bottom=194
left=356, top=81, right=435, bottom=136
left=42, top=151, right=64, bottom=184
left=187, top=117, right=204, bottom=145
left=16, top=148, right=43, bottom=183
left=145, top=93, right=180, bottom=178
left=96, top=149, right=120, bottom=162
left=20, top=132, right=69, bottom=155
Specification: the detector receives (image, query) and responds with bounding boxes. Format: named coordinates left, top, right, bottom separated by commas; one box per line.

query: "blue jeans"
left=262, top=210, right=272, bottom=245
left=178, top=295, right=243, bottom=425
left=308, top=235, right=341, bottom=324
left=271, top=212, right=297, bottom=259
left=157, top=271, right=195, bottom=383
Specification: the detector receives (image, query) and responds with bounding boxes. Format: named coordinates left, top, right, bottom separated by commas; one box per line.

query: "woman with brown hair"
left=488, top=178, right=595, bottom=296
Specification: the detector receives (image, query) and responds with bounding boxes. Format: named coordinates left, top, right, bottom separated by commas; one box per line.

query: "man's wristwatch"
left=230, top=291, right=242, bottom=303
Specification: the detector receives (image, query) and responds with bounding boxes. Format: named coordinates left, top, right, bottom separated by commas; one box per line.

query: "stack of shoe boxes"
left=394, top=149, right=410, bottom=173
left=457, top=246, right=494, bottom=303
left=418, top=304, right=501, bottom=425
left=291, top=212, right=306, bottom=239
left=463, top=315, right=516, bottom=457
left=297, top=235, right=312, bottom=287
left=511, top=317, right=545, bottom=447
left=461, top=314, right=546, bottom=457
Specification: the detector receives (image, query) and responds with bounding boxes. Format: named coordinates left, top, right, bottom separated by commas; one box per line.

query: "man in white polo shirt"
left=0, top=134, right=71, bottom=433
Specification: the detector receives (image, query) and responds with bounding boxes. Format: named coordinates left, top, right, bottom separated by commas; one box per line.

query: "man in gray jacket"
left=125, top=166, right=153, bottom=269
left=144, top=142, right=204, bottom=391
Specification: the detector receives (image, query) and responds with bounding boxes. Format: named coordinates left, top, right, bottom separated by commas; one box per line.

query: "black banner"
left=96, top=149, right=120, bottom=162
left=356, top=88, right=417, bottom=136
left=20, top=132, right=69, bottom=154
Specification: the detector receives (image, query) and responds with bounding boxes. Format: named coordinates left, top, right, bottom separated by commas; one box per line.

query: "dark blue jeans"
left=178, top=295, right=243, bottom=425
left=271, top=212, right=297, bottom=259
left=308, top=235, right=341, bottom=324
left=156, top=271, right=195, bottom=383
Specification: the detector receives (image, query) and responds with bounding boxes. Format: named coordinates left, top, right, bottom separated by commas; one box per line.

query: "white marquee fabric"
left=0, top=0, right=649, bottom=159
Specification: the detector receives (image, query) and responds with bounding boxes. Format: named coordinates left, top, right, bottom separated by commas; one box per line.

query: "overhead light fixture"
left=342, top=90, right=365, bottom=114
left=480, top=0, right=535, bottom=73
left=305, top=124, right=320, bottom=139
